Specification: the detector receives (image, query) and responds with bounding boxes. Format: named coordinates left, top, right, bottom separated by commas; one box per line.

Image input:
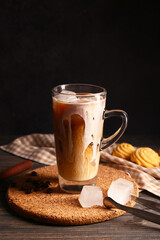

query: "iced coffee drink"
left=53, top=90, right=105, bottom=182
left=52, top=84, right=128, bottom=193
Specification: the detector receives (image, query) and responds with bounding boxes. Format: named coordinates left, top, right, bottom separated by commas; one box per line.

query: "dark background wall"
left=0, top=1, right=160, bottom=136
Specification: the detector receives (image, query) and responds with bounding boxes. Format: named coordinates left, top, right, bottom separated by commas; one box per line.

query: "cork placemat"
left=7, top=165, right=139, bottom=225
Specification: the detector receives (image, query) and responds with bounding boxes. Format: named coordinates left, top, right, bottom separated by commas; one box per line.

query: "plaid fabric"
left=1, top=134, right=160, bottom=197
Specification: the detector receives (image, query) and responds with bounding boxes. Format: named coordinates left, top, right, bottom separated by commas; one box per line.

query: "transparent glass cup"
left=52, top=84, right=128, bottom=193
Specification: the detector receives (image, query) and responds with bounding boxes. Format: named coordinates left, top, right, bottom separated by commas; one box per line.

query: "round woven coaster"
left=7, top=165, right=138, bottom=225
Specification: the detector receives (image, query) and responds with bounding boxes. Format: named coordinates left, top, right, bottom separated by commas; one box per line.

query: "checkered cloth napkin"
left=1, top=134, right=160, bottom=197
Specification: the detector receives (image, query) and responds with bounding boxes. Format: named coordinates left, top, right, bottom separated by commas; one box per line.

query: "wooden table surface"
left=0, top=135, right=160, bottom=240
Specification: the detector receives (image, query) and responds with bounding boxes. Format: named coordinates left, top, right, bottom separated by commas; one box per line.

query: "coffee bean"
left=45, top=188, right=54, bottom=194
left=25, top=187, right=34, bottom=194
left=25, top=178, right=32, bottom=183
left=29, top=171, right=38, bottom=176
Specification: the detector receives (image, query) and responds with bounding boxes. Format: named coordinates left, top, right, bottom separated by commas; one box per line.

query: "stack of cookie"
left=112, top=143, right=160, bottom=168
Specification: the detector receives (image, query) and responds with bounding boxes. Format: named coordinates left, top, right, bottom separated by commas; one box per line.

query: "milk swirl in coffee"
left=53, top=90, right=105, bottom=181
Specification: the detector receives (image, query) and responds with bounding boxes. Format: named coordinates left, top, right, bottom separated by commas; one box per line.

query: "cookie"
left=7, top=165, right=138, bottom=225
left=130, top=147, right=160, bottom=168
left=112, top=143, right=135, bottom=160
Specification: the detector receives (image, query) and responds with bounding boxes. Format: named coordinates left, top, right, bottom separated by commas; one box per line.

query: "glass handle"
left=100, top=109, right=128, bottom=150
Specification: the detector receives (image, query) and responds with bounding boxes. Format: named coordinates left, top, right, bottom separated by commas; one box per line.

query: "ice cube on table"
left=107, top=178, right=134, bottom=205
left=55, top=90, right=77, bottom=103
left=78, top=186, right=103, bottom=208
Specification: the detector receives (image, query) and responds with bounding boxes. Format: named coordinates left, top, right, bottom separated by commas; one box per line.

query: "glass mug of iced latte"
left=52, top=84, right=128, bottom=193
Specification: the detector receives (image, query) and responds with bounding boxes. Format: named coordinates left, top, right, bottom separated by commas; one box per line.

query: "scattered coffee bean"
left=25, top=187, right=34, bottom=194
left=43, top=181, right=51, bottom=188
left=25, top=178, right=32, bottom=183
left=32, top=180, right=40, bottom=186
left=29, top=171, right=38, bottom=176
left=30, top=171, right=37, bottom=176
left=45, top=188, right=54, bottom=194
left=34, top=186, right=42, bottom=192
left=19, top=178, right=52, bottom=194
